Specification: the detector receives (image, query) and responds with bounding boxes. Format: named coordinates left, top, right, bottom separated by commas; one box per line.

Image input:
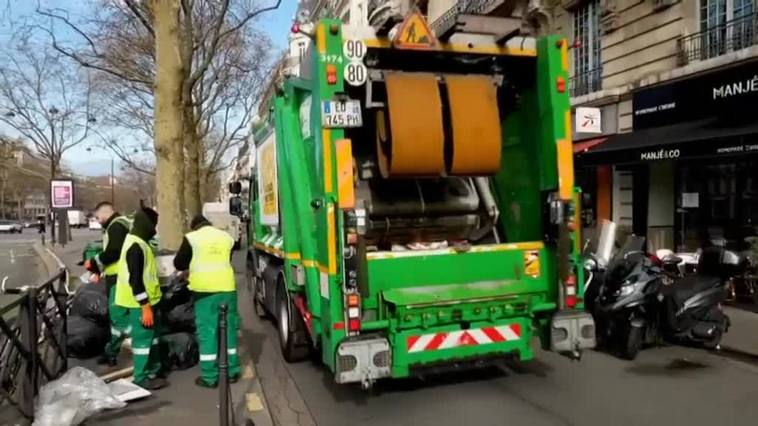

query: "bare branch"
left=124, top=0, right=155, bottom=38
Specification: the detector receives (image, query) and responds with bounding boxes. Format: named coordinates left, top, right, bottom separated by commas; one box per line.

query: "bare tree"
left=0, top=138, right=52, bottom=219
left=0, top=37, right=94, bottom=202
left=37, top=0, right=278, bottom=224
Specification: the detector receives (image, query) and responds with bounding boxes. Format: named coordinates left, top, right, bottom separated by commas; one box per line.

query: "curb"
left=33, top=242, right=67, bottom=278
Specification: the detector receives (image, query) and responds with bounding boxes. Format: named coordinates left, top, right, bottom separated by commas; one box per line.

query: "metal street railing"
left=570, top=67, right=603, bottom=97
left=0, top=268, right=68, bottom=420
left=677, top=13, right=758, bottom=65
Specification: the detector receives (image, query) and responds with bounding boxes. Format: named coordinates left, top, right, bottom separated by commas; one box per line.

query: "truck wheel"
left=253, top=276, right=268, bottom=319
left=622, top=326, right=642, bottom=360
left=276, top=276, right=309, bottom=363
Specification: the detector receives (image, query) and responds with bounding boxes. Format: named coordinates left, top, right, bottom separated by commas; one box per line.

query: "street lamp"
left=87, top=147, right=115, bottom=204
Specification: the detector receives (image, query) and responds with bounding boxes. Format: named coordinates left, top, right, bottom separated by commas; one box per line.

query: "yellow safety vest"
left=115, top=234, right=162, bottom=308
left=102, top=216, right=132, bottom=277
left=185, top=226, right=235, bottom=293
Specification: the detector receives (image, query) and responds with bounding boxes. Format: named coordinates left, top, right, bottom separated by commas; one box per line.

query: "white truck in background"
left=202, top=202, right=241, bottom=250
left=67, top=210, right=88, bottom=228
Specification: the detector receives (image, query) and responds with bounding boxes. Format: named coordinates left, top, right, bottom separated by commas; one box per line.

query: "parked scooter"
left=585, top=223, right=740, bottom=359
left=659, top=246, right=738, bottom=349
left=587, top=233, right=663, bottom=359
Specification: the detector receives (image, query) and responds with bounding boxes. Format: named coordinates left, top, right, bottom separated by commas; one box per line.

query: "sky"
left=0, top=0, right=297, bottom=177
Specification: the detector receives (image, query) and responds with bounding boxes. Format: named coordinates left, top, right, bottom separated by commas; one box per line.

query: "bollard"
left=219, top=304, right=229, bottom=426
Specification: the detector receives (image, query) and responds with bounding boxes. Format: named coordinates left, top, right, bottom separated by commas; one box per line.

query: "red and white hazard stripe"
left=406, top=324, right=522, bottom=353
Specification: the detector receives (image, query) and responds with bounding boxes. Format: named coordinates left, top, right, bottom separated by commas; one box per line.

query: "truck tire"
left=276, top=275, right=309, bottom=362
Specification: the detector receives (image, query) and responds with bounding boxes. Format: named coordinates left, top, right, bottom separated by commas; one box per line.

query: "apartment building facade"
left=555, top=0, right=758, bottom=252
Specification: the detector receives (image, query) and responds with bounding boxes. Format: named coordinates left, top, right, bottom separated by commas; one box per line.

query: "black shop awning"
left=576, top=118, right=758, bottom=166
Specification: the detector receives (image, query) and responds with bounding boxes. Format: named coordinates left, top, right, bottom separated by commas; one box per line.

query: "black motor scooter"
left=660, top=246, right=739, bottom=349
left=587, top=235, right=663, bottom=360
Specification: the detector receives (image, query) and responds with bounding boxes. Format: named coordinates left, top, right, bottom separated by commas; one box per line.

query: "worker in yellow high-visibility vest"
left=174, top=215, right=240, bottom=388
left=115, top=207, right=168, bottom=390
left=85, top=201, right=131, bottom=367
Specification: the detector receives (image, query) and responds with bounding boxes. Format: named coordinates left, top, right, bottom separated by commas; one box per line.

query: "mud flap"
left=550, top=310, right=596, bottom=358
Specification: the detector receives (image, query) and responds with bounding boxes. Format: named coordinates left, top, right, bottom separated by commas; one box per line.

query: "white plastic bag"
left=33, top=366, right=126, bottom=426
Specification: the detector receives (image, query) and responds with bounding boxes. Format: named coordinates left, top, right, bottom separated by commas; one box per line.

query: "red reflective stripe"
left=333, top=321, right=345, bottom=330
left=458, top=331, right=477, bottom=346
left=407, top=335, right=420, bottom=350
left=425, top=332, right=447, bottom=351
left=482, top=326, right=506, bottom=343
left=510, top=323, right=521, bottom=337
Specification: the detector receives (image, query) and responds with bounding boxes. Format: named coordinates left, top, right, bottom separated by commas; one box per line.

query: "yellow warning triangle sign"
left=393, top=12, right=437, bottom=50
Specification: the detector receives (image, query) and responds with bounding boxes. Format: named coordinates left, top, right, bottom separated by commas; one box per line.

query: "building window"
left=571, top=0, right=602, bottom=97
left=298, top=41, right=307, bottom=60
left=697, top=0, right=755, bottom=59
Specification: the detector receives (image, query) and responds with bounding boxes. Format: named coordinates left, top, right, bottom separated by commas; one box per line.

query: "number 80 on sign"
left=344, top=62, right=367, bottom=86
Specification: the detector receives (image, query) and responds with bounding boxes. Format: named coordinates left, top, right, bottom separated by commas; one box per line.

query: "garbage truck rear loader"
left=239, top=14, right=595, bottom=388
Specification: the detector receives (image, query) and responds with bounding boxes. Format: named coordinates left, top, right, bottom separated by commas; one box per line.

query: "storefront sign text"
left=712, top=75, right=758, bottom=99
left=640, top=149, right=681, bottom=161
left=633, top=60, right=758, bottom=129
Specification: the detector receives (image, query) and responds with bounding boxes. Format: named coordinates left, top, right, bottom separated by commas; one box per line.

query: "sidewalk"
left=43, top=237, right=275, bottom=426
left=722, top=306, right=758, bottom=358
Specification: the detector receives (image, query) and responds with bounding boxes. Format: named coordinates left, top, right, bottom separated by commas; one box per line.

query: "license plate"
left=322, top=100, right=362, bottom=128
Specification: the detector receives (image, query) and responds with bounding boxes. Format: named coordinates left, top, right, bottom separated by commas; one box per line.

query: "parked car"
left=0, top=220, right=23, bottom=234
left=88, top=217, right=102, bottom=230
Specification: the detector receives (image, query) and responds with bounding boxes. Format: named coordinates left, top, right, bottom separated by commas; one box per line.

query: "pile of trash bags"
left=67, top=281, right=109, bottom=359
left=33, top=367, right=125, bottom=426
left=66, top=273, right=199, bottom=369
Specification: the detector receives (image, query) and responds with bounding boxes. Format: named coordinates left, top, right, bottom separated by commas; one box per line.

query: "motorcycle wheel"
left=702, top=326, right=723, bottom=349
left=622, top=326, right=643, bottom=360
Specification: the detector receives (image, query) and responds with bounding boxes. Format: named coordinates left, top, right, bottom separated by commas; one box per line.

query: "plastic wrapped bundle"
left=33, top=366, right=126, bottom=426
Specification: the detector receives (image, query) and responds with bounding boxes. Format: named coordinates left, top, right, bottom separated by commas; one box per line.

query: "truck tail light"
left=348, top=318, right=361, bottom=332
left=556, top=76, right=566, bottom=93
left=565, top=274, right=577, bottom=309
left=346, top=292, right=361, bottom=332
left=327, top=64, right=338, bottom=85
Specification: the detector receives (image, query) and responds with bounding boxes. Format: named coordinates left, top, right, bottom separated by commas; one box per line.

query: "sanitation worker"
left=173, top=214, right=240, bottom=388
left=115, top=207, right=168, bottom=390
left=84, top=201, right=131, bottom=366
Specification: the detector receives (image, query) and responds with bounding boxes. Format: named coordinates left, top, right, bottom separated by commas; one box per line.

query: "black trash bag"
left=163, top=332, right=199, bottom=370
left=69, top=283, right=109, bottom=326
left=163, top=300, right=195, bottom=334
left=67, top=315, right=109, bottom=359
left=161, top=274, right=191, bottom=309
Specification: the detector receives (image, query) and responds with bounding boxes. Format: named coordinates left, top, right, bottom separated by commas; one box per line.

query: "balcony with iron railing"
left=570, top=67, right=603, bottom=97
left=677, top=13, right=758, bottom=65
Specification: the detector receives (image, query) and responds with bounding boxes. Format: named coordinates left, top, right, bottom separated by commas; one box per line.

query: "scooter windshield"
left=605, top=235, right=647, bottom=288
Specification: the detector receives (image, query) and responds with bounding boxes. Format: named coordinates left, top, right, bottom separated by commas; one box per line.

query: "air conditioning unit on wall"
left=652, top=0, right=677, bottom=12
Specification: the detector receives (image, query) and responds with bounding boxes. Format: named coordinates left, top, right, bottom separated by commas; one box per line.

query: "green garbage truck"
left=233, top=13, right=595, bottom=388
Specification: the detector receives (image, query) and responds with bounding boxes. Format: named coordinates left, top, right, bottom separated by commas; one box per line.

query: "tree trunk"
left=183, top=102, right=201, bottom=219
left=0, top=170, right=6, bottom=219
left=153, top=0, right=186, bottom=250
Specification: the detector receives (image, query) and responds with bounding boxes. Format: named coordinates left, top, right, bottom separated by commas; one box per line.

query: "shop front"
left=576, top=60, right=758, bottom=252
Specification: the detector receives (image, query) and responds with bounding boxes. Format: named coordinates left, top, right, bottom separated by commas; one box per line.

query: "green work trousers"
left=127, top=304, right=167, bottom=384
left=194, top=291, right=240, bottom=384
left=104, top=275, right=130, bottom=358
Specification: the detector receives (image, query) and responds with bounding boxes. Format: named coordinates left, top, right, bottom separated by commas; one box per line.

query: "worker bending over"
left=115, top=207, right=168, bottom=390
left=85, top=201, right=131, bottom=366
left=174, top=215, right=240, bottom=388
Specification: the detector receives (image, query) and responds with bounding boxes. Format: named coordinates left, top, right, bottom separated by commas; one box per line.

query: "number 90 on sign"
left=343, top=39, right=366, bottom=61
left=344, top=62, right=367, bottom=86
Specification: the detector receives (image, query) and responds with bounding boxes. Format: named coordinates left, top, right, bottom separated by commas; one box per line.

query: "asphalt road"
left=246, top=267, right=758, bottom=426
left=0, top=231, right=43, bottom=292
